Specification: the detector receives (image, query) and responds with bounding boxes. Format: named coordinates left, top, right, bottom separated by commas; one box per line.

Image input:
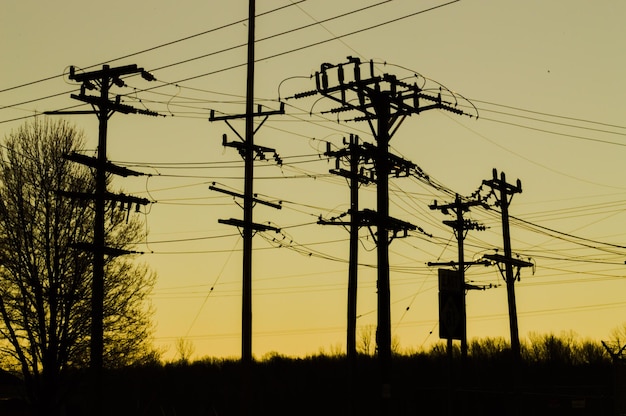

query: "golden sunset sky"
left=2, top=0, right=626, bottom=360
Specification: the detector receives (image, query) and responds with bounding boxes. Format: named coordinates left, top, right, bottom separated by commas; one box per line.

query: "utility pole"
left=318, top=134, right=374, bottom=359
left=242, top=0, right=257, bottom=366
left=208, top=4, right=283, bottom=413
left=318, top=134, right=374, bottom=416
left=429, top=194, right=487, bottom=358
left=290, top=57, right=471, bottom=415
left=482, top=169, right=531, bottom=360
left=46, top=63, right=156, bottom=415
left=208, top=0, right=284, bottom=364
left=207, top=113, right=284, bottom=362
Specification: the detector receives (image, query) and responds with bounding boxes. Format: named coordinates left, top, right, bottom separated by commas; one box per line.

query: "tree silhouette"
left=0, top=118, right=156, bottom=415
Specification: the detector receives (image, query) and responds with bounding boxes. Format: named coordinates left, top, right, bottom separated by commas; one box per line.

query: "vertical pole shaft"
left=241, top=2, right=255, bottom=415
left=242, top=0, right=255, bottom=364
left=347, top=134, right=359, bottom=360
left=455, top=195, right=468, bottom=359
left=499, top=172, right=520, bottom=359
left=347, top=134, right=359, bottom=416
left=91, top=66, right=109, bottom=416
left=375, top=103, right=391, bottom=416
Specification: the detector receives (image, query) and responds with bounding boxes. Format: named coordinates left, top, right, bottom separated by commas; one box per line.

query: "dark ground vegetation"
left=1, top=335, right=624, bottom=416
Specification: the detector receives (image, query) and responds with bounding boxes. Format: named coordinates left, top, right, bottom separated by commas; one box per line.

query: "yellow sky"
left=2, top=0, right=626, bottom=360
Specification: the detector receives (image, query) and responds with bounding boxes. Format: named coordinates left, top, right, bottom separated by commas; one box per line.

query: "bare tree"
left=175, top=337, right=196, bottom=364
left=357, top=324, right=375, bottom=356
left=357, top=325, right=401, bottom=356
left=0, top=118, right=156, bottom=415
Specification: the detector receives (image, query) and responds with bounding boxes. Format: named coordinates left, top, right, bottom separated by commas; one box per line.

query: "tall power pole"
left=318, top=134, right=374, bottom=416
left=243, top=0, right=257, bottom=365
left=209, top=0, right=284, bottom=364
left=320, top=136, right=422, bottom=416
left=318, top=134, right=374, bottom=359
left=46, top=63, right=156, bottom=415
left=482, top=169, right=531, bottom=360
left=209, top=4, right=285, bottom=413
left=291, top=57, right=471, bottom=415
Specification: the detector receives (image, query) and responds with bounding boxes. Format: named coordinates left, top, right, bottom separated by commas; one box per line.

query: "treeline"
left=38, top=333, right=617, bottom=416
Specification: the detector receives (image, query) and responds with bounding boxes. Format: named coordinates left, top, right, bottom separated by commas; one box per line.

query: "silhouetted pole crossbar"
left=291, top=57, right=472, bottom=416
left=45, top=63, right=155, bottom=416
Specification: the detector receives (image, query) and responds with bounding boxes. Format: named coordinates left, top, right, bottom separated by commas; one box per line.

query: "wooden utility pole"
left=319, top=135, right=374, bottom=359
left=208, top=4, right=283, bottom=413
left=243, top=0, right=256, bottom=364
left=46, top=63, right=156, bottom=415
left=291, top=57, right=470, bottom=415
left=482, top=169, right=530, bottom=360
left=318, top=134, right=373, bottom=415
left=209, top=0, right=284, bottom=365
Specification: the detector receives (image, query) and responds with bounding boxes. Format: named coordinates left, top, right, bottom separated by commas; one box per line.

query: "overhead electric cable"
left=117, top=0, right=461, bottom=94
left=0, top=1, right=308, bottom=95
left=149, top=0, right=392, bottom=74
left=481, top=117, right=626, bottom=148
left=471, top=98, right=626, bottom=131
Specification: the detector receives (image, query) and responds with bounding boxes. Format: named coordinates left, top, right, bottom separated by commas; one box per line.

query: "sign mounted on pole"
left=438, top=268, right=464, bottom=340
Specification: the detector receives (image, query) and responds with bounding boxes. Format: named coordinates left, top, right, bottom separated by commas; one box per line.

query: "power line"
left=476, top=107, right=626, bottom=138
left=148, top=0, right=393, bottom=75
left=184, top=237, right=241, bottom=337
left=471, top=98, right=626, bottom=131
left=0, top=1, right=309, bottom=95
left=481, top=116, right=626, bottom=148
left=0, top=0, right=393, bottom=114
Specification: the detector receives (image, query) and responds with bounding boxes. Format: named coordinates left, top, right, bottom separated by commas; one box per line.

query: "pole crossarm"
left=219, top=134, right=282, bottom=165
left=427, top=259, right=491, bottom=269
left=69, top=64, right=154, bottom=84
left=442, top=219, right=486, bottom=232
left=69, top=93, right=161, bottom=117
left=57, top=190, right=150, bottom=207
left=70, top=242, right=143, bottom=257
left=63, top=152, right=145, bottom=177
left=483, top=253, right=534, bottom=269
left=324, top=137, right=376, bottom=185
left=209, top=103, right=285, bottom=122
left=209, top=184, right=282, bottom=210
left=360, top=142, right=416, bottom=178
left=210, top=104, right=285, bottom=137
left=318, top=208, right=420, bottom=241
left=360, top=208, right=417, bottom=240
left=482, top=252, right=534, bottom=283
left=465, top=282, right=497, bottom=291
left=218, top=218, right=280, bottom=233
left=329, top=168, right=374, bottom=184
